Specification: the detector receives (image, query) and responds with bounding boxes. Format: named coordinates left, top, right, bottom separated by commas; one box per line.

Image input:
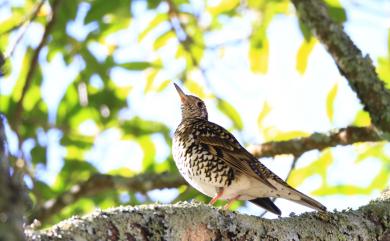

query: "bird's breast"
left=172, top=131, right=235, bottom=196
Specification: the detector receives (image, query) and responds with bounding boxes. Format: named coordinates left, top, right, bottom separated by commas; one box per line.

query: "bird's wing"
left=196, top=121, right=276, bottom=190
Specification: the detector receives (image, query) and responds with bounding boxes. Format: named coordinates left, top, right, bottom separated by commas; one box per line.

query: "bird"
left=172, top=83, right=327, bottom=216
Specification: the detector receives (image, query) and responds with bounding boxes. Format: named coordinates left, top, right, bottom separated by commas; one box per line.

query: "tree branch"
left=250, top=126, right=381, bottom=158
left=31, top=172, right=186, bottom=223
left=291, top=0, right=390, bottom=136
left=25, top=197, right=390, bottom=240
left=13, top=0, right=62, bottom=133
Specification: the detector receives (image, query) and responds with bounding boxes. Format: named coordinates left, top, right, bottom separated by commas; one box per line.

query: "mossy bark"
left=25, top=198, right=390, bottom=241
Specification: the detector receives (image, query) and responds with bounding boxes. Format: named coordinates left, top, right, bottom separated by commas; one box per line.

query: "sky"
left=1, top=0, right=390, bottom=218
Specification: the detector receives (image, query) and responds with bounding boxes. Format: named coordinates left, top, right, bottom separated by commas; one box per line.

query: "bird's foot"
left=209, top=188, right=224, bottom=205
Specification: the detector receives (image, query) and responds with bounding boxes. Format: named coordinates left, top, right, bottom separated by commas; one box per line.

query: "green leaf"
left=31, top=144, right=47, bottom=165
left=23, top=85, right=41, bottom=112
left=12, top=47, right=33, bottom=102
left=138, top=136, right=156, bottom=171
left=326, top=83, right=338, bottom=123
left=217, top=98, right=243, bottom=130
left=53, top=160, right=98, bottom=192
left=119, top=62, right=159, bottom=71
left=85, top=0, right=131, bottom=24
left=324, top=0, right=347, bottom=23
left=296, top=37, right=317, bottom=75
left=121, top=117, right=170, bottom=138
left=298, top=20, right=312, bottom=41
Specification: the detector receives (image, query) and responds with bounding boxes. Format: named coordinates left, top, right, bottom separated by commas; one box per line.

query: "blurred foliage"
left=0, top=0, right=388, bottom=225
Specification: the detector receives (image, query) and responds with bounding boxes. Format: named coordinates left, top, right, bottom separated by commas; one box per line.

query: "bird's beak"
left=174, top=83, right=188, bottom=103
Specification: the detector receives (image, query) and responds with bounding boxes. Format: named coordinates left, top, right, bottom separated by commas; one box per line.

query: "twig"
left=4, top=0, right=46, bottom=58
left=12, top=0, right=62, bottom=134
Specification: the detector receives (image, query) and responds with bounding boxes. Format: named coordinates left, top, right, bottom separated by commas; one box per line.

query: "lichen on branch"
left=25, top=198, right=390, bottom=241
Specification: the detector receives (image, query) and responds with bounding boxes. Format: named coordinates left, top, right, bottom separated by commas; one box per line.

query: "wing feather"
left=196, top=122, right=276, bottom=190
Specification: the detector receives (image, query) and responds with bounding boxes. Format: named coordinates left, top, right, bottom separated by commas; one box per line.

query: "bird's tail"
left=249, top=197, right=281, bottom=216
left=289, top=189, right=327, bottom=212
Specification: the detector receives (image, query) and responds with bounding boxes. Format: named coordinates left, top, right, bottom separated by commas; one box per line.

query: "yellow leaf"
left=257, top=102, right=271, bottom=128
left=369, top=168, right=390, bottom=191
left=138, top=14, right=168, bottom=42
left=312, top=185, right=370, bottom=196
left=155, top=79, right=171, bottom=92
left=355, top=143, right=385, bottom=163
left=352, top=110, right=371, bottom=127
left=296, top=37, right=317, bottom=74
left=326, top=83, right=338, bottom=122
left=108, top=167, right=135, bottom=177
left=208, top=0, right=239, bottom=15
left=249, top=38, right=269, bottom=74
left=289, top=150, right=333, bottom=187
left=184, top=80, right=206, bottom=99
left=272, top=130, right=309, bottom=141
left=153, top=31, right=175, bottom=50
left=144, top=69, right=159, bottom=93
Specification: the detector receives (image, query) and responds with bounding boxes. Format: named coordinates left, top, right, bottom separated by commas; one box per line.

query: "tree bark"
left=0, top=114, right=26, bottom=241
left=25, top=197, right=390, bottom=241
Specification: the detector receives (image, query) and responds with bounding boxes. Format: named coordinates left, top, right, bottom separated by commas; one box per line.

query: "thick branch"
left=291, top=0, right=390, bottom=136
left=31, top=172, right=186, bottom=223
left=250, top=126, right=381, bottom=158
left=25, top=198, right=390, bottom=241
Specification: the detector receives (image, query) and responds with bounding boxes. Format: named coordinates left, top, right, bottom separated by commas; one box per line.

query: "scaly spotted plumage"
left=172, top=83, right=326, bottom=215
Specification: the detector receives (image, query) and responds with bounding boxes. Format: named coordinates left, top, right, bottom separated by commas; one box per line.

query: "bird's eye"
left=197, top=102, right=203, bottom=107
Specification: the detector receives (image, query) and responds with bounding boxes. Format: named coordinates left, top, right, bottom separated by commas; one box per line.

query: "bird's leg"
left=209, top=188, right=224, bottom=205
left=223, top=195, right=240, bottom=210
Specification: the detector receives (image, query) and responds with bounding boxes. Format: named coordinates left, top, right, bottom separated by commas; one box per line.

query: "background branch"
left=250, top=126, right=381, bottom=158
left=13, top=0, right=62, bottom=133
left=4, top=0, right=46, bottom=58
left=31, top=172, right=186, bottom=223
left=291, top=0, right=390, bottom=135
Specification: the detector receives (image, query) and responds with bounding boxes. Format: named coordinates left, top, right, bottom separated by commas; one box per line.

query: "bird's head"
left=174, top=83, right=208, bottom=120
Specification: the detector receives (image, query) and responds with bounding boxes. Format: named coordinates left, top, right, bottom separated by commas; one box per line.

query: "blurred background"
left=0, top=0, right=389, bottom=225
